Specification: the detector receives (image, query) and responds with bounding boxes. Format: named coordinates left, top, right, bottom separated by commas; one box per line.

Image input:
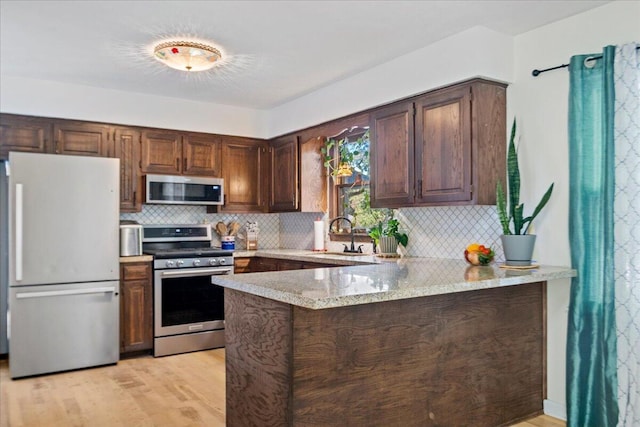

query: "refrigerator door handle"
left=15, top=286, right=117, bottom=299
left=15, top=183, right=23, bottom=281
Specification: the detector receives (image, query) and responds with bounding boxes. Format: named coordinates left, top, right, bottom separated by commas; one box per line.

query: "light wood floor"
left=0, top=349, right=565, bottom=427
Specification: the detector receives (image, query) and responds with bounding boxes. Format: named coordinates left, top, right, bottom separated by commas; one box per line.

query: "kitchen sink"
left=309, top=251, right=373, bottom=257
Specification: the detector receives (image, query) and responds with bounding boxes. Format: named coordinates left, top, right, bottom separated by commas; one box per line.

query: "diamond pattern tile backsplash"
left=120, top=205, right=280, bottom=250
left=280, top=212, right=326, bottom=250
left=121, top=205, right=503, bottom=258
left=396, top=206, right=504, bottom=261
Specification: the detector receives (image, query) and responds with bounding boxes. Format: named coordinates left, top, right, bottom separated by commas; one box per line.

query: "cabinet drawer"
left=234, top=258, right=253, bottom=274
left=122, top=263, right=150, bottom=280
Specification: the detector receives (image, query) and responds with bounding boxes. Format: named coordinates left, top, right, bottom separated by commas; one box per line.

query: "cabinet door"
left=255, top=257, right=279, bottom=272
left=114, top=128, right=142, bottom=212
left=120, top=262, right=153, bottom=354
left=221, top=138, right=268, bottom=213
left=0, top=114, right=53, bottom=159
left=183, top=133, right=221, bottom=176
left=369, top=101, right=414, bottom=207
left=414, top=85, right=472, bottom=204
left=233, top=258, right=253, bottom=274
left=53, top=122, right=111, bottom=157
left=300, top=136, right=327, bottom=212
left=269, top=136, right=299, bottom=212
left=277, top=260, right=304, bottom=271
left=141, top=130, right=182, bottom=174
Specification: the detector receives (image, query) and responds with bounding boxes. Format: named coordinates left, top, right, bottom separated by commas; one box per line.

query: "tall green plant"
left=497, top=119, right=554, bottom=235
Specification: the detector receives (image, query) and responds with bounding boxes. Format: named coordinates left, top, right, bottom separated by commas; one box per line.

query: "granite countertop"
left=233, top=249, right=383, bottom=266
left=119, top=255, right=153, bottom=263
left=214, top=253, right=577, bottom=309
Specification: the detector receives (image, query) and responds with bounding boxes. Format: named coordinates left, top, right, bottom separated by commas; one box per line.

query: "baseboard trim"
left=544, top=399, right=567, bottom=421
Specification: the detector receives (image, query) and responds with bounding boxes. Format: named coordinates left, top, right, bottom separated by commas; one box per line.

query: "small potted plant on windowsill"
left=368, top=217, right=409, bottom=256
left=497, top=119, right=554, bottom=266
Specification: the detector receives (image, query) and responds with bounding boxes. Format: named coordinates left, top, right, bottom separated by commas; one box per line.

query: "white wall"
left=512, top=0, right=640, bottom=418
left=266, top=26, right=513, bottom=137
left=0, top=75, right=268, bottom=138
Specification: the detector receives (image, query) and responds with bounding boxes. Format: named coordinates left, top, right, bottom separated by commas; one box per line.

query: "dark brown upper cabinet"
left=370, top=79, right=506, bottom=208
left=269, top=135, right=299, bottom=212
left=267, top=134, right=327, bottom=213
left=114, top=127, right=143, bottom=213
left=141, top=130, right=220, bottom=176
left=141, top=130, right=182, bottom=174
left=299, top=136, right=327, bottom=212
left=370, top=101, right=414, bottom=207
left=0, top=114, right=53, bottom=158
left=54, top=122, right=111, bottom=157
left=220, top=137, right=269, bottom=213
left=182, top=133, right=221, bottom=176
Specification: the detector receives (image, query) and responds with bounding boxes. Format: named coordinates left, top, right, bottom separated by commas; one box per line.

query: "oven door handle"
left=160, top=267, right=232, bottom=278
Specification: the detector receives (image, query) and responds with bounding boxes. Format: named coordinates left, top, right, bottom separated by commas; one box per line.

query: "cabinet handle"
left=133, top=191, right=137, bottom=204
left=417, top=180, right=423, bottom=196
left=183, top=157, right=187, bottom=171
left=176, top=158, right=180, bottom=170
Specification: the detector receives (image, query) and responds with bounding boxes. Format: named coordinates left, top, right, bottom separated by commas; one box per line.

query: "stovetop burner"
left=144, top=247, right=232, bottom=259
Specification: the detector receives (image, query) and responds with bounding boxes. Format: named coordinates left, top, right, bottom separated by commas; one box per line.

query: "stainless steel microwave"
left=145, top=174, right=224, bottom=206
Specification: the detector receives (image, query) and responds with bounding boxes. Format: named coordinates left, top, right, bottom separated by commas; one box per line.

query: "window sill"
left=328, top=232, right=373, bottom=243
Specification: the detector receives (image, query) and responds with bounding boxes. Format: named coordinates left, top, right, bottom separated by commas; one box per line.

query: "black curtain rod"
left=532, top=46, right=640, bottom=77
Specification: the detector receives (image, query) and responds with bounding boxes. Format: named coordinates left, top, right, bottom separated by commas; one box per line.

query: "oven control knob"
left=165, top=260, right=175, bottom=268
left=209, top=259, right=218, bottom=266
left=219, top=258, right=226, bottom=265
left=193, top=259, right=201, bottom=267
left=177, top=260, right=184, bottom=267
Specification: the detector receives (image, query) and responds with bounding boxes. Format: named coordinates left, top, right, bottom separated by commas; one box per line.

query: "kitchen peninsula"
left=213, top=257, right=576, bottom=426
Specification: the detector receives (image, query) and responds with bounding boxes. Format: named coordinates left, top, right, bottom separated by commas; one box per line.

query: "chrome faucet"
left=328, top=216, right=362, bottom=253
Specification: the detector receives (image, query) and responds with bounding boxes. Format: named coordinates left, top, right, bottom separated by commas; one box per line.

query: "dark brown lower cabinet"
left=233, top=257, right=336, bottom=273
left=120, top=262, right=153, bottom=355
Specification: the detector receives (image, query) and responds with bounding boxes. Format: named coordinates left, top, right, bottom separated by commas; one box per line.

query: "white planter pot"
left=379, top=236, right=399, bottom=254
left=501, top=234, right=536, bottom=266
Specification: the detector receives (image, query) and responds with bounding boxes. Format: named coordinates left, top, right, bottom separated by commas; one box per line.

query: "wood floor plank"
left=1, top=349, right=561, bottom=427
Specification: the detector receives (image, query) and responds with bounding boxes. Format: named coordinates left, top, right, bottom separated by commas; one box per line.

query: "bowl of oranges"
left=464, top=243, right=495, bottom=266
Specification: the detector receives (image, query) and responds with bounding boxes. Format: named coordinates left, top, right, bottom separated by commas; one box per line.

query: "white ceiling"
left=0, top=1, right=610, bottom=110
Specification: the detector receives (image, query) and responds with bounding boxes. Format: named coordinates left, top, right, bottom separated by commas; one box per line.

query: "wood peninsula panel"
left=225, top=289, right=293, bottom=427
left=225, top=282, right=545, bottom=426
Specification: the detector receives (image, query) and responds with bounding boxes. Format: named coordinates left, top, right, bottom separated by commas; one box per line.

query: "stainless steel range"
left=143, top=224, right=233, bottom=357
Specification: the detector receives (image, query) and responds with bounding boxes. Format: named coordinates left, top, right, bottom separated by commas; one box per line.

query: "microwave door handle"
left=160, top=268, right=232, bottom=278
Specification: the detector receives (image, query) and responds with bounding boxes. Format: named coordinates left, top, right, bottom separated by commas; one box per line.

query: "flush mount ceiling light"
left=153, top=41, right=222, bottom=72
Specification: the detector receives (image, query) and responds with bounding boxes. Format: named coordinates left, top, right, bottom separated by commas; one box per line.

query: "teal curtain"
left=567, top=46, right=619, bottom=427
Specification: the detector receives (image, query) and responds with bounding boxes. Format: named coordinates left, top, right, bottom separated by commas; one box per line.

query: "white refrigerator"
left=2, top=152, right=120, bottom=378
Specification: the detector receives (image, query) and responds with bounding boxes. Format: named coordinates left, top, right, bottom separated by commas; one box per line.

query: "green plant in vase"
left=369, top=217, right=408, bottom=254
left=496, top=119, right=554, bottom=265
